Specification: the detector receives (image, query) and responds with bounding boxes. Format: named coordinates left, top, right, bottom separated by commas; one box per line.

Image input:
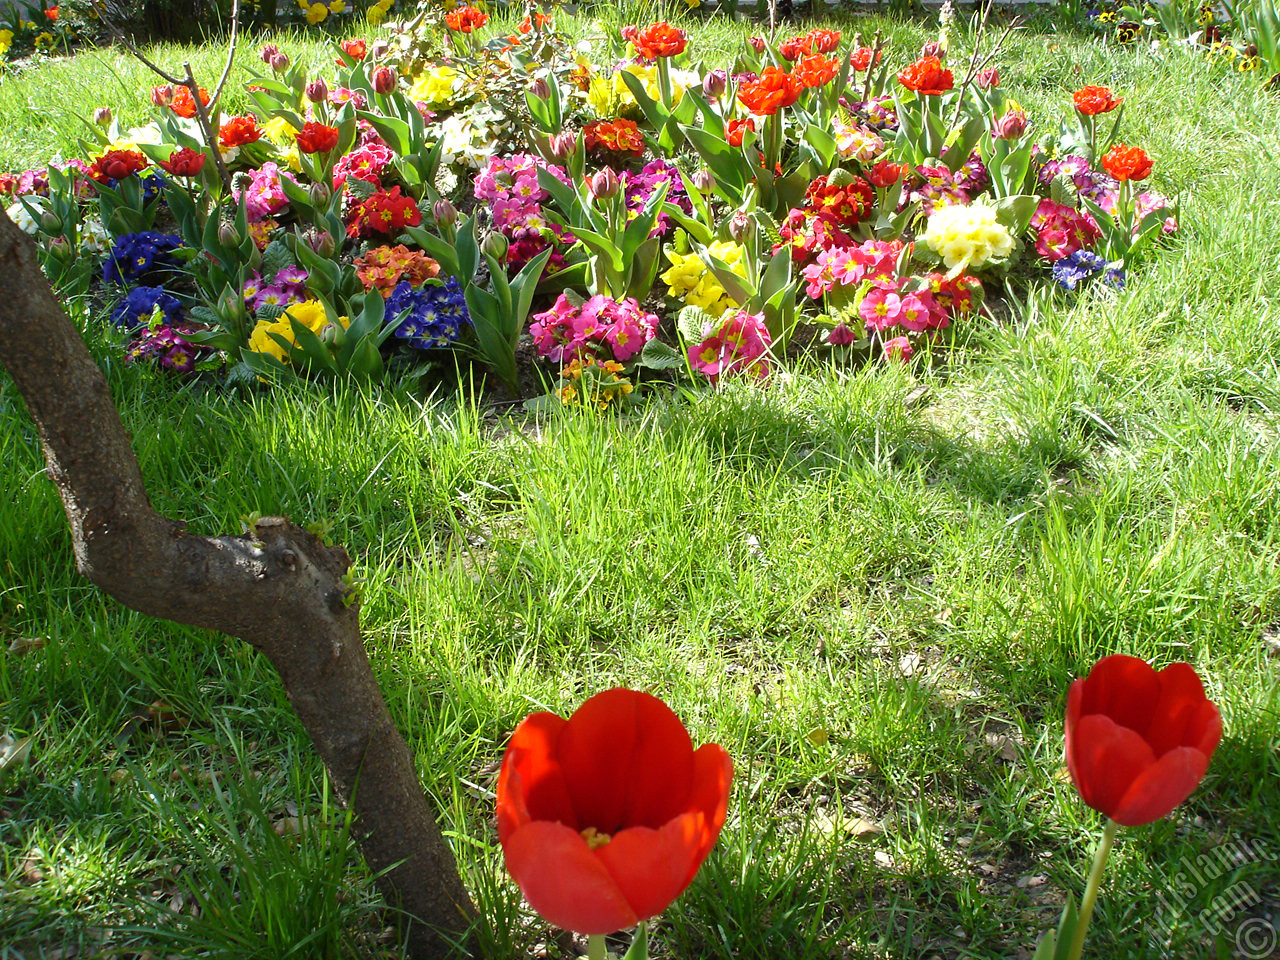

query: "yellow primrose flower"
left=34, top=31, right=55, bottom=50
left=306, top=2, right=328, bottom=23
left=407, top=66, right=463, bottom=108
left=249, top=300, right=349, bottom=362
left=260, top=115, right=299, bottom=146
left=923, top=201, right=1012, bottom=276
left=329, top=0, right=348, bottom=11
left=0, top=30, right=14, bottom=57
left=661, top=242, right=748, bottom=318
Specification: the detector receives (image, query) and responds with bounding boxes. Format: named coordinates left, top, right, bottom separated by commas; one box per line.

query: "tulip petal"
left=684, top=743, right=734, bottom=870
left=1078, top=655, right=1161, bottom=738
left=558, top=688, right=695, bottom=835
left=497, top=711, right=577, bottom=841
left=595, top=820, right=701, bottom=922
left=503, top=820, right=639, bottom=935
left=1110, top=746, right=1210, bottom=826
left=1067, top=713, right=1156, bottom=818
left=1145, top=663, right=1221, bottom=758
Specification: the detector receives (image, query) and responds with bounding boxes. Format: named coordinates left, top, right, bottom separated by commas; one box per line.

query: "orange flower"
left=340, top=39, right=368, bottom=60
left=726, top=118, right=755, bottom=147
left=218, top=115, right=263, bottom=149
left=445, top=6, right=489, bottom=32
left=737, top=66, right=803, bottom=116
left=583, top=118, right=645, bottom=156
left=849, top=45, right=883, bottom=71
left=295, top=121, right=340, bottom=154
left=519, top=13, right=552, bottom=33
left=45, top=5, right=60, bottom=20
left=1101, top=143, right=1153, bottom=182
left=779, top=28, right=841, bottom=60
left=792, top=54, right=838, bottom=89
left=633, top=21, right=686, bottom=59
left=898, top=56, right=953, bottom=95
left=1072, top=85, right=1122, bottom=116
left=168, top=86, right=210, bottom=119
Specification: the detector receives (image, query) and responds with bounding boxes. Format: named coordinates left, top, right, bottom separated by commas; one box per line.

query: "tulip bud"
left=702, top=69, right=727, bottom=99
left=481, top=231, right=509, bottom=260
left=371, top=40, right=391, bottom=60
left=692, top=167, right=714, bottom=192
left=93, top=106, right=112, bottom=126
left=260, top=44, right=281, bottom=65
left=150, top=84, right=174, bottom=107
left=548, top=131, right=576, bottom=160
left=218, top=222, right=239, bottom=248
left=309, top=181, right=331, bottom=207
left=920, top=41, right=944, bottom=59
left=748, top=36, right=765, bottom=53
left=40, top=212, right=63, bottom=234
left=433, top=198, right=458, bottom=229
left=270, top=53, right=290, bottom=73
left=993, top=107, right=1027, bottom=140
left=312, top=229, right=337, bottom=258
left=976, top=67, right=999, bottom=89
left=621, top=24, right=639, bottom=42
left=728, top=211, right=753, bottom=244
left=372, top=66, right=397, bottom=94
left=827, top=168, right=858, bottom=188
left=530, top=77, right=550, bottom=100
left=305, top=78, right=329, bottom=103
left=587, top=167, right=619, bottom=200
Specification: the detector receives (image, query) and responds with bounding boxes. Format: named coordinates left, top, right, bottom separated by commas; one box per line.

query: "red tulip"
left=496, top=688, right=732, bottom=935
left=1065, top=655, right=1220, bottom=826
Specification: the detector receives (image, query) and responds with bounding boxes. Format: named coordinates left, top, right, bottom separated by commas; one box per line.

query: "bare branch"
left=209, top=0, right=242, bottom=108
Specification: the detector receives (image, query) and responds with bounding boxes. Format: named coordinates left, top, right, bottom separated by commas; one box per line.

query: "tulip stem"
left=587, top=934, right=607, bottom=960
left=1065, top=819, right=1119, bottom=960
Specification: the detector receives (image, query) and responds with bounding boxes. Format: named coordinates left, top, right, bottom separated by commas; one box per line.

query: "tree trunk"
left=0, top=209, right=478, bottom=958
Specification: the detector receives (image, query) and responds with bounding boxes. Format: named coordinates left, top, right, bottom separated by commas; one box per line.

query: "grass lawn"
left=1, top=6, right=1279, bottom=959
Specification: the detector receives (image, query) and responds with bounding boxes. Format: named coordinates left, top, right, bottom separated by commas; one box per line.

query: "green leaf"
left=677, top=305, right=717, bottom=344
left=637, top=337, right=685, bottom=370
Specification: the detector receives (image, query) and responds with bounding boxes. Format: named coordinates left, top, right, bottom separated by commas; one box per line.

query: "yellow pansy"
left=407, top=66, right=464, bottom=108
left=248, top=300, right=349, bottom=362
left=260, top=115, right=299, bottom=146
left=329, top=0, right=347, bottom=12
left=306, top=2, right=328, bottom=23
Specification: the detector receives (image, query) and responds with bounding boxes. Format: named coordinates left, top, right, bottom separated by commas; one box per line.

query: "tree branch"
left=0, top=210, right=477, bottom=957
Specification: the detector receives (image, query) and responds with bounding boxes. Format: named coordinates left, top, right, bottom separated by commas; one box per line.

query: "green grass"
left=2, top=8, right=1280, bottom=960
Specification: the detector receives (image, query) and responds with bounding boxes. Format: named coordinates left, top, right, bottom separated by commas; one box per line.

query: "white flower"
left=79, top=215, right=111, bottom=254
left=5, top=199, right=43, bottom=235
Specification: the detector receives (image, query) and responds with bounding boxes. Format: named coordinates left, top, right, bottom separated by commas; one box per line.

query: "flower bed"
left=3, top=4, right=1178, bottom=404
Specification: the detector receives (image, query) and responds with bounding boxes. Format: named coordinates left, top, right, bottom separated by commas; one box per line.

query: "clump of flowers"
left=904, top=156, right=989, bottom=213
left=687, top=310, right=772, bottom=383
left=555, top=355, right=636, bottom=410
left=110, top=285, right=182, bottom=329
left=831, top=118, right=886, bottom=163
left=1052, top=250, right=1124, bottom=291
left=661, top=242, right=749, bottom=318
left=354, top=245, right=441, bottom=297
left=1031, top=199, right=1101, bottom=261
left=923, top=202, right=1013, bottom=273
left=803, top=173, right=875, bottom=228
left=248, top=299, right=348, bottom=363
left=620, top=159, right=691, bottom=237
left=103, top=231, right=184, bottom=285
left=529, top=294, right=659, bottom=363
left=408, top=65, right=467, bottom=109
left=242, top=266, right=310, bottom=312
left=583, top=118, right=645, bottom=159
left=475, top=154, right=574, bottom=270
left=897, top=56, right=954, bottom=95
left=124, top=323, right=208, bottom=374
left=88, top=149, right=148, bottom=185
left=234, top=163, right=294, bottom=222
left=386, top=278, right=470, bottom=348
left=346, top=186, right=422, bottom=239
left=779, top=28, right=841, bottom=60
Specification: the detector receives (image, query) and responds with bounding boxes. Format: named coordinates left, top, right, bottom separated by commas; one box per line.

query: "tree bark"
left=0, top=209, right=477, bottom=957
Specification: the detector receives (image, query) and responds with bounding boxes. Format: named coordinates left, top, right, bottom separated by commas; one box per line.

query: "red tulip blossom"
left=868, top=159, right=906, bottom=187
left=1101, top=143, right=1154, bottom=182
left=218, top=115, right=263, bottom=149
left=45, top=5, right=60, bottom=20
left=792, top=54, right=839, bottom=89
left=726, top=118, right=756, bottom=147
left=444, top=6, right=489, bottom=32
left=340, top=39, right=368, bottom=60
left=737, top=66, right=803, bottom=116
left=295, top=121, right=340, bottom=154
left=88, top=149, right=148, bottom=183
left=632, top=22, right=687, bottom=59
left=897, top=56, right=953, bottom=95
left=1066, top=655, right=1221, bottom=826
left=1072, top=85, right=1122, bottom=116
left=497, top=688, right=733, bottom=935
left=519, top=13, right=553, bottom=33
left=158, top=147, right=207, bottom=178
left=849, top=45, right=883, bottom=71
left=165, top=86, right=210, bottom=119
left=779, top=28, right=840, bottom=60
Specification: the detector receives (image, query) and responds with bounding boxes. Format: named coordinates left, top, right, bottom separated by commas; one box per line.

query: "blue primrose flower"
left=385, top=278, right=471, bottom=350
left=102, top=231, right=184, bottom=285
left=1052, top=250, right=1109, bottom=292
left=109, top=285, right=184, bottom=330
